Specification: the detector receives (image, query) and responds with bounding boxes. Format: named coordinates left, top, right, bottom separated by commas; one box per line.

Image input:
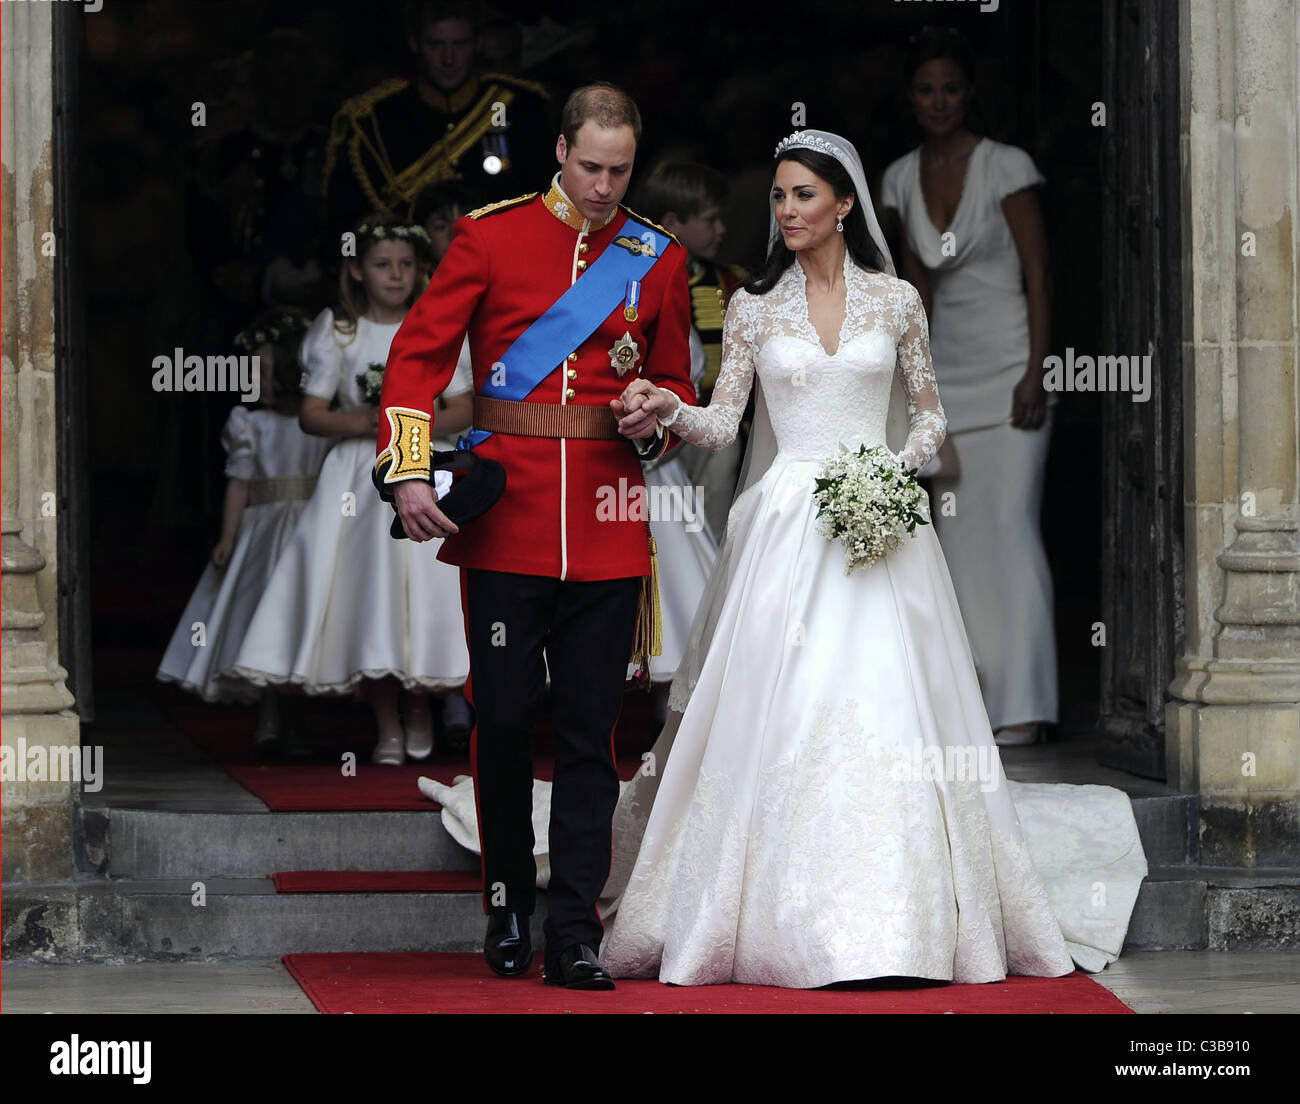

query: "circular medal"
left=623, top=306, right=639, bottom=322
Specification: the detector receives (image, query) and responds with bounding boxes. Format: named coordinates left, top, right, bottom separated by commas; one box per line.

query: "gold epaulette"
left=337, top=77, right=410, bottom=120
left=619, top=204, right=680, bottom=247
left=482, top=72, right=552, bottom=101
left=467, top=192, right=539, bottom=219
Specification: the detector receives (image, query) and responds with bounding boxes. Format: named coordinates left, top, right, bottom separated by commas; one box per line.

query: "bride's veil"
left=735, top=129, right=910, bottom=498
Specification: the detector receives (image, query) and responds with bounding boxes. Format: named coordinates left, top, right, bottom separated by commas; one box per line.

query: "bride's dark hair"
left=745, top=148, right=888, bottom=296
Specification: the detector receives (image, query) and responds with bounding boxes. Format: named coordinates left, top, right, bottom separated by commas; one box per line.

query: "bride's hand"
left=612, top=379, right=678, bottom=438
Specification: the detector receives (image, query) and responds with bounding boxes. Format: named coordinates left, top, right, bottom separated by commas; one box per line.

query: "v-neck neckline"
left=794, top=253, right=851, bottom=359
left=917, top=136, right=985, bottom=236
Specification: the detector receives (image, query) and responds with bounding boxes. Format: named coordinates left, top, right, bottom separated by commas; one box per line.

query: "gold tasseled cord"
left=629, top=535, right=663, bottom=685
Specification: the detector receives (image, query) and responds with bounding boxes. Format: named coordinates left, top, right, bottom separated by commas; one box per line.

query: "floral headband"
left=355, top=222, right=434, bottom=248
left=234, top=311, right=310, bottom=352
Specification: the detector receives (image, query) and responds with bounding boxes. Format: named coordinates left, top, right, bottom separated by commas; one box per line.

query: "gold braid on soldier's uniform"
left=323, top=77, right=408, bottom=208
left=617, top=203, right=680, bottom=247
left=324, top=75, right=549, bottom=219
left=468, top=193, right=539, bottom=219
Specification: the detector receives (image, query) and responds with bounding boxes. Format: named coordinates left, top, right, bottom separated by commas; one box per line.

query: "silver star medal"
left=609, top=332, right=641, bottom=377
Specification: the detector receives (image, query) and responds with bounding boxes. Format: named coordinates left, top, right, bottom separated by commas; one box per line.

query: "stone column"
left=1169, top=0, right=1300, bottom=867
left=1, top=0, right=80, bottom=952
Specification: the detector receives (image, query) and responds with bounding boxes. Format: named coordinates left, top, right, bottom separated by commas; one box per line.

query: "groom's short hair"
left=560, top=82, right=642, bottom=147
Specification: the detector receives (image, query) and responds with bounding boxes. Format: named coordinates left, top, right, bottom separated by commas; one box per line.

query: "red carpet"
left=158, top=687, right=658, bottom=811
left=223, top=756, right=644, bottom=811
left=282, top=952, right=1135, bottom=1014
left=273, top=870, right=480, bottom=893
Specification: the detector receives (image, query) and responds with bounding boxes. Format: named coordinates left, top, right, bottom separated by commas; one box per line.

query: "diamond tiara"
left=774, top=131, right=840, bottom=159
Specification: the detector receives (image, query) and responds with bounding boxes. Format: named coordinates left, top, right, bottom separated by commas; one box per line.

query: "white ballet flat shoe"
left=371, top=728, right=406, bottom=766
left=403, top=703, right=434, bottom=762
left=993, top=723, right=1044, bottom=747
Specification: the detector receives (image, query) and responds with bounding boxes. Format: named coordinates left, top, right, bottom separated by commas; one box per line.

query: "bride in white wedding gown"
left=423, top=130, right=1147, bottom=988
left=594, top=131, right=1145, bottom=987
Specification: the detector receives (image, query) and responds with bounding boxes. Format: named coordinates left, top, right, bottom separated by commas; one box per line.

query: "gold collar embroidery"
left=543, top=175, right=619, bottom=232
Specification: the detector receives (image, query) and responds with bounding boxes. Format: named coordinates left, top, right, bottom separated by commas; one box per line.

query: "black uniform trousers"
left=460, top=567, right=641, bottom=967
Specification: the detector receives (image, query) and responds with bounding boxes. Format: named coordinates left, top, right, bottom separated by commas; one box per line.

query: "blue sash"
left=459, top=213, right=671, bottom=449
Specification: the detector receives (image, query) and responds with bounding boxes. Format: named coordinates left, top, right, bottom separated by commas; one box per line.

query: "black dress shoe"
left=484, top=911, right=533, bottom=977
left=543, top=943, right=615, bottom=990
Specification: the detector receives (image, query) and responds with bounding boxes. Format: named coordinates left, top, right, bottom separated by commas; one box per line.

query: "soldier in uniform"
left=375, top=84, right=695, bottom=989
left=633, top=161, right=749, bottom=541
left=322, top=1, right=554, bottom=241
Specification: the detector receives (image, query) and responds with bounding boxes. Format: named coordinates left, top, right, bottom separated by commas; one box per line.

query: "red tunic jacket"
left=376, top=179, right=696, bottom=581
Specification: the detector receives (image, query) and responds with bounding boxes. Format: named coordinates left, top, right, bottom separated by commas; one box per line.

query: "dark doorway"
left=61, top=0, right=1138, bottom=777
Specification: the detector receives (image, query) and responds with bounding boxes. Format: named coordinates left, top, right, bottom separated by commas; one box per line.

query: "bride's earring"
left=836, top=213, right=844, bottom=233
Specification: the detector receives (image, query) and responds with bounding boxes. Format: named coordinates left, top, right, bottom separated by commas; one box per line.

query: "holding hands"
left=611, top=378, right=678, bottom=439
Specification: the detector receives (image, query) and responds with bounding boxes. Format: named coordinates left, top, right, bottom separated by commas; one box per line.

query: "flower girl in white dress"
left=596, top=132, right=1146, bottom=988
left=157, top=309, right=331, bottom=747
left=229, top=216, right=474, bottom=764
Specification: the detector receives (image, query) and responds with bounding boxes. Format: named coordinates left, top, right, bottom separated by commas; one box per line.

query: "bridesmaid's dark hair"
left=746, top=148, right=888, bottom=296
left=902, top=25, right=977, bottom=87
left=901, top=26, right=988, bottom=136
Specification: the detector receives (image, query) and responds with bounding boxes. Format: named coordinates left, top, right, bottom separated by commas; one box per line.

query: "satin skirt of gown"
left=156, top=497, right=312, bottom=704
left=931, top=409, right=1059, bottom=729
left=598, top=454, right=1083, bottom=988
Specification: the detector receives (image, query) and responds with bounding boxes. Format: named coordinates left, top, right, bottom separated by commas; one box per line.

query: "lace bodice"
left=660, top=255, right=946, bottom=473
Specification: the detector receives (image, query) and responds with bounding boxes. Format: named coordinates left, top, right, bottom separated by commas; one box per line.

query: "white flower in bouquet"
left=812, top=443, right=930, bottom=573
left=356, top=363, right=385, bottom=407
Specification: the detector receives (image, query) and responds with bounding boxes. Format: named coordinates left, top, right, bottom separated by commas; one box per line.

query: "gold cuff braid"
left=378, top=406, right=433, bottom=482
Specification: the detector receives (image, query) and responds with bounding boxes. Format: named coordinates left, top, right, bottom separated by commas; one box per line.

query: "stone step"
left=4, top=878, right=526, bottom=962
left=1128, top=793, right=1197, bottom=867
left=7, top=867, right=1297, bottom=964
left=84, top=790, right=1198, bottom=880
left=87, top=808, right=477, bottom=880
left=1125, top=866, right=1300, bottom=952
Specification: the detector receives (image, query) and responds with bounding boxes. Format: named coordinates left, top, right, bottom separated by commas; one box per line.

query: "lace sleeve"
left=659, top=289, right=755, bottom=451
left=895, top=281, right=947, bottom=473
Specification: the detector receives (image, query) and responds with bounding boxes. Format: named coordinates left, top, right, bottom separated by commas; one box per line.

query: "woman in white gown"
left=880, top=29, right=1059, bottom=744
left=594, top=131, right=1144, bottom=988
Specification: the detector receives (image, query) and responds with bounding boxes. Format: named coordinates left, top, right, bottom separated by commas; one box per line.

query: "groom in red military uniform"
left=375, top=83, right=695, bottom=988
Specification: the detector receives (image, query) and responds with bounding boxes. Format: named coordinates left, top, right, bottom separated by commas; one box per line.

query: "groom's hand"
left=394, top=479, right=459, bottom=541
left=613, top=379, right=674, bottom=439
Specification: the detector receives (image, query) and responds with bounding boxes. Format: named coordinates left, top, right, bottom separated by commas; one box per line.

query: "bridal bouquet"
left=356, top=363, right=385, bottom=406
left=812, top=444, right=930, bottom=573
